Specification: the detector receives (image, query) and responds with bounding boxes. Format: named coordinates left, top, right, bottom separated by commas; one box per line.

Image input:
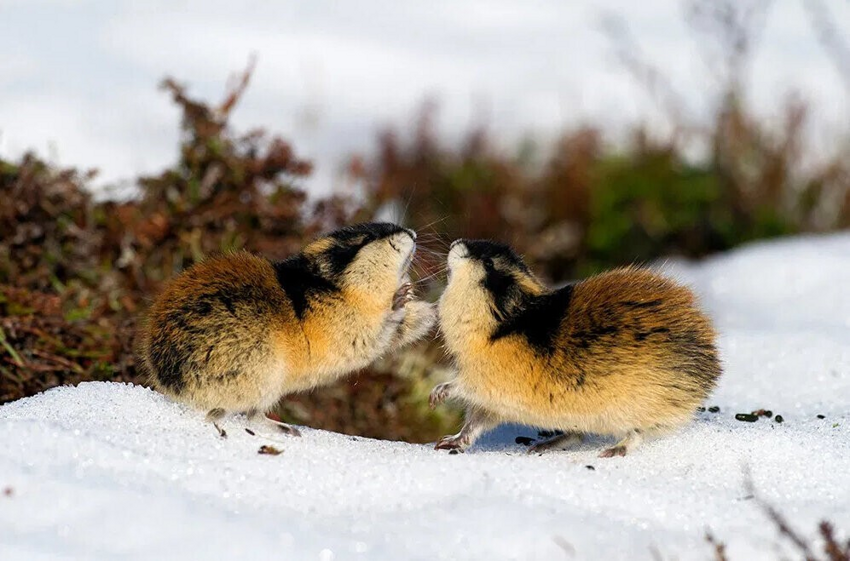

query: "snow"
left=2, top=233, right=849, bottom=560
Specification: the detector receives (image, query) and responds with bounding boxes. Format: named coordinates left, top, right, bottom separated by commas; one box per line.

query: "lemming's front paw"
left=429, top=381, right=454, bottom=409
left=413, top=301, right=438, bottom=332
left=392, top=282, right=415, bottom=310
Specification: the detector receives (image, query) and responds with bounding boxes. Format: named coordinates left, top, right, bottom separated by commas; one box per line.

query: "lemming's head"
left=443, top=239, right=542, bottom=327
left=303, top=222, right=416, bottom=296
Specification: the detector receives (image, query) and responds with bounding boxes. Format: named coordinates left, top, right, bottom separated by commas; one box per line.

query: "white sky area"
left=1, top=0, right=849, bottom=196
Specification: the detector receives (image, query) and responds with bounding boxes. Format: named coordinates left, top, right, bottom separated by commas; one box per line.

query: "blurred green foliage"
left=354, top=98, right=847, bottom=288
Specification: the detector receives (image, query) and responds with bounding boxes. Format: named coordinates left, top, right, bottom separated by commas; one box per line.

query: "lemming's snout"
left=447, top=240, right=468, bottom=268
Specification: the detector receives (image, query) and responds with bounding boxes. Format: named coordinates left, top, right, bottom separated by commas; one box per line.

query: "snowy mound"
left=2, top=234, right=849, bottom=560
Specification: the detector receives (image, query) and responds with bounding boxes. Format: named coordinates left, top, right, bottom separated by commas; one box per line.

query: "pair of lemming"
left=139, top=222, right=721, bottom=457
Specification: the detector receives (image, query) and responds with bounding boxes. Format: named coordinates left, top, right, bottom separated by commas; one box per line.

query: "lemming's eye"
left=483, top=257, right=494, bottom=270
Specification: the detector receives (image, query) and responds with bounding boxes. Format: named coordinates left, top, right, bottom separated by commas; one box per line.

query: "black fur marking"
left=668, top=327, right=721, bottom=388
left=482, top=267, right=519, bottom=319
left=457, top=239, right=536, bottom=324
left=325, top=222, right=411, bottom=277
left=216, top=292, right=237, bottom=315
left=147, top=282, right=281, bottom=394
left=331, top=222, right=409, bottom=242
left=272, top=255, right=338, bottom=319
left=575, top=370, right=586, bottom=388
left=147, top=297, right=226, bottom=393
left=491, top=284, right=575, bottom=353
left=191, top=300, right=213, bottom=316
left=148, top=331, right=189, bottom=393
left=325, top=243, right=364, bottom=277
left=571, top=323, right=620, bottom=351
left=460, top=239, right=530, bottom=274
left=635, top=326, right=670, bottom=342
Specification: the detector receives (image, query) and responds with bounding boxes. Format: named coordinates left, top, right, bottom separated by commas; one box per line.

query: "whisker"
left=399, top=186, right=417, bottom=225
left=412, top=267, right=449, bottom=284
left=417, top=233, right=451, bottom=244
left=411, top=262, right=447, bottom=276
left=417, top=237, right=451, bottom=252
left=414, top=248, right=447, bottom=259
left=416, top=227, right=451, bottom=240
left=412, top=255, right=446, bottom=269
left=416, top=215, right=450, bottom=233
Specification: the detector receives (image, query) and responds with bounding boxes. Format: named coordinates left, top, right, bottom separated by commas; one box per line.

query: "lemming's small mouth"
left=398, top=244, right=415, bottom=280
left=405, top=244, right=415, bottom=267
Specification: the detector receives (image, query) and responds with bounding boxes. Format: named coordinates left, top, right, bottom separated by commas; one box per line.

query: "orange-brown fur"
left=141, top=252, right=302, bottom=413
left=138, top=223, right=436, bottom=433
left=432, top=240, right=721, bottom=456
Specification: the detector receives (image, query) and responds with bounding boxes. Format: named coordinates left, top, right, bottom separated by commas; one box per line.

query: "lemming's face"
left=441, top=239, right=535, bottom=340
left=307, top=222, right=416, bottom=304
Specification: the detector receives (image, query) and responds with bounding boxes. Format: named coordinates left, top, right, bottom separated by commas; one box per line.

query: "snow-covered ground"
left=1, top=234, right=849, bottom=560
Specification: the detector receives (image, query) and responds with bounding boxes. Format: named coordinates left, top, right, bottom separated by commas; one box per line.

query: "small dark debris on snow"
left=708, top=406, right=720, bottom=413
left=817, top=414, right=825, bottom=419
left=245, top=428, right=256, bottom=436
left=735, top=413, right=759, bottom=422
left=705, top=531, right=727, bottom=560
left=586, top=465, right=596, bottom=471
left=752, top=409, right=773, bottom=418
left=2, top=487, right=12, bottom=497
left=774, top=415, right=784, bottom=423
left=553, top=536, right=576, bottom=555
left=448, top=449, right=460, bottom=455
left=515, top=436, right=536, bottom=446
left=258, top=445, right=282, bottom=456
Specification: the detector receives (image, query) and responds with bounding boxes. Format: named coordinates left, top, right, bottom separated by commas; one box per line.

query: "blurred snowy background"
left=2, top=0, right=849, bottom=196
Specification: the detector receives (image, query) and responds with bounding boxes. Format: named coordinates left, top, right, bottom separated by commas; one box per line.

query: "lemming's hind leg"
left=527, top=431, right=583, bottom=454
left=599, top=429, right=643, bottom=458
left=435, top=406, right=499, bottom=452
left=246, top=409, right=302, bottom=437
left=206, top=408, right=227, bottom=438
